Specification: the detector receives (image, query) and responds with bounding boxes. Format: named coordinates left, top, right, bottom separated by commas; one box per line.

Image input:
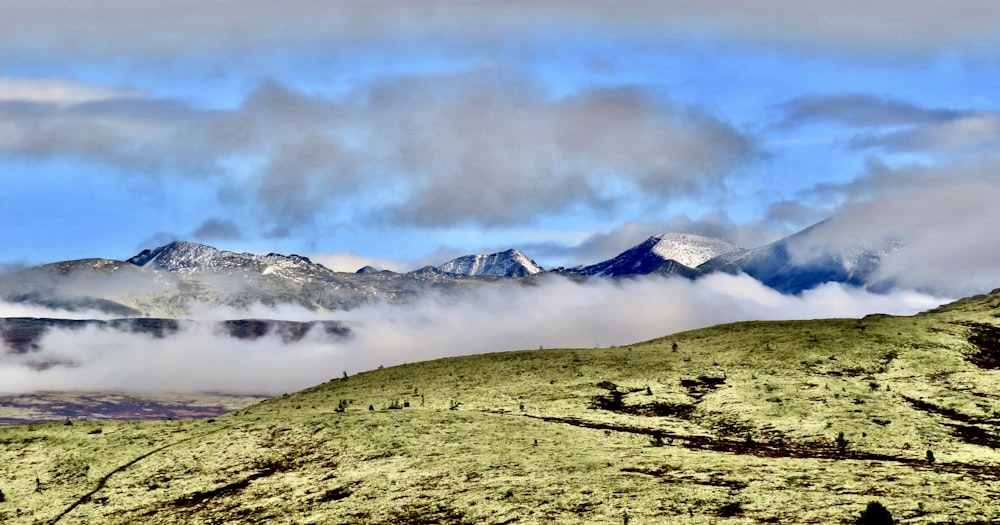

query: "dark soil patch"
left=512, top=413, right=1000, bottom=479
left=680, top=376, right=726, bottom=399
left=316, top=485, right=353, bottom=503
left=172, top=462, right=290, bottom=508
left=384, top=503, right=471, bottom=525
left=956, top=321, right=1000, bottom=369
left=900, top=394, right=1000, bottom=447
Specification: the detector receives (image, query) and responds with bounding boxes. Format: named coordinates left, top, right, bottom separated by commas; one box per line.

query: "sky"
left=3, top=2, right=1000, bottom=393
left=2, top=1, right=1000, bottom=280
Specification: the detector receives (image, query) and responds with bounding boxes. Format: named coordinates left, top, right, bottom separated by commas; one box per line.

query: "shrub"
left=835, top=431, right=850, bottom=454
left=857, top=500, right=893, bottom=525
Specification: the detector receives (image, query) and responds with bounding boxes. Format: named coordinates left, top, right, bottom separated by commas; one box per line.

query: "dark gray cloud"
left=1, top=2, right=998, bottom=59
left=192, top=218, right=245, bottom=241
left=776, top=94, right=1000, bottom=155
left=0, top=72, right=755, bottom=230
left=777, top=94, right=961, bottom=129
left=765, top=200, right=824, bottom=226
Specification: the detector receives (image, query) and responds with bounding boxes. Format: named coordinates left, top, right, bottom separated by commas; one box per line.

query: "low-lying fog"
left=0, top=273, right=946, bottom=394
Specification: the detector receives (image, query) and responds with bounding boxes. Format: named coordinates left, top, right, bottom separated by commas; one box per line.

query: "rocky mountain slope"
left=0, top=219, right=911, bottom=319
left=434, top=249, right=543, bottom=277
left=562, top=233, right=739, bottom=277
left=698, top=221, right=902, bottom=294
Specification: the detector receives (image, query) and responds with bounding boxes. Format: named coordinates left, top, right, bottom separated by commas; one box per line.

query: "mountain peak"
left=565, top=233, right=739, bottom=278
left=434, top=249, right=543, bottom=277
left=645, top=233, right=740, bottom=268
left=127, top=241, right=222, bottom=270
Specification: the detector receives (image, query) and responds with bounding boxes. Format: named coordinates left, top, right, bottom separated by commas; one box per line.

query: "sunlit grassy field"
left=3, top=290, right=1000, bottom=523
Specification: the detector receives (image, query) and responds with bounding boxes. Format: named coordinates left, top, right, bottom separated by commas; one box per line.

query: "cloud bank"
left=0, top=274, right=946, bottom=394
left=2, top=2, right=997, bottom=58
left=0, top=71, right=753, bottom=232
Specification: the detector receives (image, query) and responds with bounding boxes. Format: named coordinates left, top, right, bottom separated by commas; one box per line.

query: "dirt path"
left=47, top=425, right=229, bottom=525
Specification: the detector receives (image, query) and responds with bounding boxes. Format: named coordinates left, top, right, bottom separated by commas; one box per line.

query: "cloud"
left=526, top=214, right=790, bottom=267
left=0, top=273, right=946, bottom=394
left=0, top=72, right=754, bottom=230
left=783, top=155, right=1000, bottom=296
left=776, top=94, right=1000, bottom=155
left=0, top=301, right=121, bottom=320
left=0, top=95, right=217, bottom=174
left=0, top=261, right=27, bottom=276
left=0, top=77, right=140, bottom=105
left=765, top=200, right=825, bottom=226
left=850, top=113, right=1000, bottom=153
left=776, top=94, right=961, bottom=129
left=192, top=218, right=245, bottom=241
left=1, top=2, right=997, bottom=59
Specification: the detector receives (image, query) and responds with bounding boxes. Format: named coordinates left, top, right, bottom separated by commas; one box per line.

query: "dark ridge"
left=1, top=318, right=352, bottom=354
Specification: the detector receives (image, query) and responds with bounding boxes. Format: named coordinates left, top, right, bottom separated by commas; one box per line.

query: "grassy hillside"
left=3, top=290, right=1000, bottom=523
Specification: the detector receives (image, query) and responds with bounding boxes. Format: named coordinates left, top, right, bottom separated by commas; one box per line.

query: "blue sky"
left=2, top=1, right=1000, bottom=278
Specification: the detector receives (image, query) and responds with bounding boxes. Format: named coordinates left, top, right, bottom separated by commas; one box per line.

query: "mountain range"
left=0, top=219, right=902, bottom=318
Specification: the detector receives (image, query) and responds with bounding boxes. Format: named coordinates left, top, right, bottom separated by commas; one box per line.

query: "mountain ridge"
left=433, top=248, right=543, bottom=277
left=0, top=220, right=911, bottom=317
left=563, top=232, right=740, bottom=278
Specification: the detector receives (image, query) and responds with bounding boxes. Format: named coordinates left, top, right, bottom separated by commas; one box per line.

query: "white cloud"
left=0, top=274, right=947, bottom=394
left=0, top=77, right=139, bottom=105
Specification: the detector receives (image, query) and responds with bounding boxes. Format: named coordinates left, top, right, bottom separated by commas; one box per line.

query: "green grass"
left=3, top=290, right=1000, bottom=523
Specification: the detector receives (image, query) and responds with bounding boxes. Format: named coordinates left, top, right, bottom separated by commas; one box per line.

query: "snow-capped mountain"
left=128, top=241, right=320, bottom=281
left=434, top=249, right=543, bottom=277
left=0, top=218, right=916, bottom=318
left=698, top=221, right=902, bottom=293
left=563, top=233, right=740, bottom=277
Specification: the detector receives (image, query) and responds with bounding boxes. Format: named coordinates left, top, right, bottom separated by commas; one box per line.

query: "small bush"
left=857, top=500, right=893, bottom=525
left=649, top=431, right=665, bottom=447
left=835, top=431, right=850, bottom=454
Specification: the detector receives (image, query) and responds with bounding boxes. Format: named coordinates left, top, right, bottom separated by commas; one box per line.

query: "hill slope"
left=3, top=290, right=1000, bottom=523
